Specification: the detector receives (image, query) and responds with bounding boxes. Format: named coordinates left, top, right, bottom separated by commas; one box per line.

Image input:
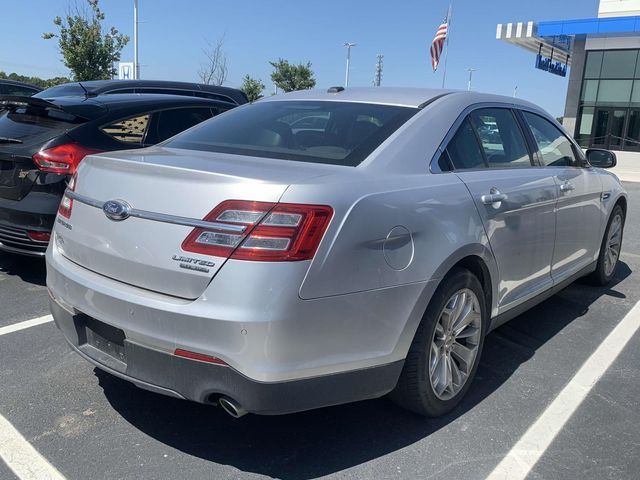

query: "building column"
left=563, top=37, right=586, bottom=136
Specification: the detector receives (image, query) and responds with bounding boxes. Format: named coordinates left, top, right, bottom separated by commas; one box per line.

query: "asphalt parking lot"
left=1, top=184, right=639, bottom=480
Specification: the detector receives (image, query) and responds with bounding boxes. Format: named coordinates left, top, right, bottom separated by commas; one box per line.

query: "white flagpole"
left=441, top=2, right=453, bottom=89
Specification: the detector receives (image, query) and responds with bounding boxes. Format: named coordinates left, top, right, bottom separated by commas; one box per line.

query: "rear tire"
left=390, top=268, right=487, bottom=417
left=585, top=205, right=625, bottom=286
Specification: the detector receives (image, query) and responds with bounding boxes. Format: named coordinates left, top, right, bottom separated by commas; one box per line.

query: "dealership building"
left=498, top=0, right=640, bottom=151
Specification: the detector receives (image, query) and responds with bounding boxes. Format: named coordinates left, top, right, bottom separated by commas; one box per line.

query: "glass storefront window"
left=601, top=50, right=638, bottom=79
left=581, top=80, right=599, bottom=103
left=631, top=80, right=640, bottom=105
left=597, top=80, right=633, bottom=103
left=578, top=107, right=595, bottom=136
left=584, top=51, right=603, bottom=78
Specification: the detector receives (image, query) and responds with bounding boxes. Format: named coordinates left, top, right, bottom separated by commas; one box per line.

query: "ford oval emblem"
left=102, top=200, right=131, bottom=221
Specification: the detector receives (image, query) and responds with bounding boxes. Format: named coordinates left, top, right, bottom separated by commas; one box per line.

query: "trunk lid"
left=0, top=96, right=98, bottom=201
left=57, top=147, right=330, bottom=299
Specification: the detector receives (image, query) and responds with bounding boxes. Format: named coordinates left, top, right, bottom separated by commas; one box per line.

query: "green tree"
left=43, top=0, right=129, bottom=81
left=241, top=75, right=265, bottom=102
left=269, top=59, right=316, bottom=92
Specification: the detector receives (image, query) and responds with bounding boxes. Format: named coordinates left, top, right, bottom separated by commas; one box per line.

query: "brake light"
left=181, top=200, right=333, bottom=261
left=32, top=143, right=101, bottom=174
left=58, top=173, right=77, bottom=219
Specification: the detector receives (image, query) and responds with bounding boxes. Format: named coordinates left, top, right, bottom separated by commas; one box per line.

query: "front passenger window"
left=522, top=112, right=579, bottom=167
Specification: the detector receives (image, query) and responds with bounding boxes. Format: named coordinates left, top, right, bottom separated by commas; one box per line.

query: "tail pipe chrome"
left=218, top=396, right=247, bottom=418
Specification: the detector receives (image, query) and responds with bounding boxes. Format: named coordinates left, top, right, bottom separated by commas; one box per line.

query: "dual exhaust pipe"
left=218, top=396, right=247, bottom=418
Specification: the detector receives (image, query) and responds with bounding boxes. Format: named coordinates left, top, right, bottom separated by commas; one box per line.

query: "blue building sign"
left=535, top=54, right=568, bottom=77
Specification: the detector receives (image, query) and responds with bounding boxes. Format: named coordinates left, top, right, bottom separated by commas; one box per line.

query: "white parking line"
left=0, top=414, right=66, bottom=480
left=486, top=299, right=640, bottom=480
left=0, top=315, right=53, bottom=337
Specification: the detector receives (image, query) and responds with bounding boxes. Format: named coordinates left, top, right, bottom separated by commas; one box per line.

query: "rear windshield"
left=0, top=108, right=79, bottom=144
left=34, top=84, right=86, bottom=98
left=164, top=101, right=418, bottom=166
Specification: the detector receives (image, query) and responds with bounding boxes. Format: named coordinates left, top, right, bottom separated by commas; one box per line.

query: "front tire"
left=390, top=268, right=487, bottom=417
left=586, top=204, right=625, bottom=286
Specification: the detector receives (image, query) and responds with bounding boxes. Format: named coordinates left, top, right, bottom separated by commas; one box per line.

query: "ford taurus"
left=46, top=88, right=626, bottom=417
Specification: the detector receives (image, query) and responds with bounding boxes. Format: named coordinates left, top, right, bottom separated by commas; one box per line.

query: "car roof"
left=49, top=79, right=248, bottom=104
left=0, top=79, right=41, bottom=91
left=260, top=87, right=541, bottom=111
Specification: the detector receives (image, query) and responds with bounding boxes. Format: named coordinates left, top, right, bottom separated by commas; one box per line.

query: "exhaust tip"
left=218, top=396, right=247, bottom=418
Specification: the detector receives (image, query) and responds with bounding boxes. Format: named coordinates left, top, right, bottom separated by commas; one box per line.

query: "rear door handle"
left=560, top=182, right=576, bottom=192
left=481, top=189, right=508, bottom=205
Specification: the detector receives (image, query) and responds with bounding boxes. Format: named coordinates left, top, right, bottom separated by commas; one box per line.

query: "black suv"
left=35, top=79, right=248, bottom=105
left=0, top=93, right=235, bottom=256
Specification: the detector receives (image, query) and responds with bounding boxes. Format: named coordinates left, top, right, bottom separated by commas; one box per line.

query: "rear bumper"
left=0, top=191, right=60, bottom=256
left=50, top=297, right=402, bottom=414
left=46, top=232, right=437, bottom=412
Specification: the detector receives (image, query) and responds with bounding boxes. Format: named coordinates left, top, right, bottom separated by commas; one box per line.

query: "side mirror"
left=586, top=148, right=617, bottom=169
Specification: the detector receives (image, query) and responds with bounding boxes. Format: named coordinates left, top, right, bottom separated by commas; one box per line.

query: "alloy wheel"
left=429, top=288, right=482, bottom=401
left=604, top=213, right=623, bottom=278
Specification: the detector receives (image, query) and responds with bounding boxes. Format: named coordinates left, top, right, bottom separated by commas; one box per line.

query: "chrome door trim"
left=65, top=190, right=247, bottom=233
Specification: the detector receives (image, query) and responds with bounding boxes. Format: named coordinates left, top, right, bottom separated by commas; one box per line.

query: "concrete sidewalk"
left=609, top=151, right=640, bottom=183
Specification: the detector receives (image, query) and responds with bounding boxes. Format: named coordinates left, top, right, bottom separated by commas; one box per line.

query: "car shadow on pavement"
left=0, top=252, right=46, bottom=286
left=96, top=262, right=631, bottom=480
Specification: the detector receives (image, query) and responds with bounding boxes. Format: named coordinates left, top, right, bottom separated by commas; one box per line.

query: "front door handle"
left=481, top=188, right=508, bottom=205
left=560, top=182, right=576, bottom=192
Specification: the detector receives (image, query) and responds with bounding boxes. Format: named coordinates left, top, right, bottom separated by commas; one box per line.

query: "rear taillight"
left=32, top=143, right=101, bottom=174
left=182, top=200, right=333, bottom=261
left=27, top=231, right=51, bottom=242
left=58, top=173, right=77, bottom=219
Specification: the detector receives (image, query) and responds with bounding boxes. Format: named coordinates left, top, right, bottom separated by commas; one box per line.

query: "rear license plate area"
left=76, top=314, right=127, bottom=365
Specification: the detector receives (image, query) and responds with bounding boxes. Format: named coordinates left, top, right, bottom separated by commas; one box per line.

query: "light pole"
left=133, top=0, right=139, bottom=79
left=466, top=68, right=476, bottom=91
left=344, top=42, right=356, bottom=87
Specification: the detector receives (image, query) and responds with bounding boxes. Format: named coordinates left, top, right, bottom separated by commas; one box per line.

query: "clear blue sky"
left=2, top=0, right=598, bottom=116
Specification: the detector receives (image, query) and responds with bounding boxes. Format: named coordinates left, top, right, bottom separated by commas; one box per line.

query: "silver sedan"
left=46, top=87, right=626, bottom=417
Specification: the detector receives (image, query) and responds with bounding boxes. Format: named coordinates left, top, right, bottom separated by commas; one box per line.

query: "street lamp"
left=344, top=42, right=356, bottom=88
left=134, top=0, right=139, bottom=79
left=467, top=68, right=477, bottom=91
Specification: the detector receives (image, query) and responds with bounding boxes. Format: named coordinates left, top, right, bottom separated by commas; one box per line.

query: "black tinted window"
left=165, top=101, right=418, bottom=166
left=34, top=84, right=86, bottom=98
left=469, top=108, right=532, bottom=168
left=0, top=84, right=39, bottom=96
left=446, top=118, right=485, bottom=170
left=156, top=107, right=213, bottom=141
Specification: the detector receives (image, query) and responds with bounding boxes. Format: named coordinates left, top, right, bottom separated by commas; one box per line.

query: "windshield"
left=164, top=100, right=418, bottom=166
left=34, top=84, right=86, bottom=98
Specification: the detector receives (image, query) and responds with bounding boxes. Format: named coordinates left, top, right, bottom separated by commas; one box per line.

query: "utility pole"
left=374, top=54, right=383, bottom=87
left=344, top=42, right=356, bottom=87
left=133, top=0, right=139, bottom=79
left=466, top=67, right=476, bottom=91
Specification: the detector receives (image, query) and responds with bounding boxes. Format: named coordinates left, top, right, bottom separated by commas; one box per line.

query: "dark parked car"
left=35, top=79, right=248, bottom=105
left=0, top=79, right=41, bottom=97
left=0, top=93, right=235, bottom=256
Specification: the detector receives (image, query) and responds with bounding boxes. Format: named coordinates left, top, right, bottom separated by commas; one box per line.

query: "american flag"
left=430, top=16, right=449, bottom=72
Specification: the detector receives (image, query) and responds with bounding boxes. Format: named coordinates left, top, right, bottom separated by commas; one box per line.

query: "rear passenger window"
left=446, top=118, right=486, bottom=170
left=522, top=112, right=579, bottom=167
left=101, top=114, right=151, bottom=144
left=469, top=109, right=532, bottom=168
left=155, top=107, right=213, bottom=141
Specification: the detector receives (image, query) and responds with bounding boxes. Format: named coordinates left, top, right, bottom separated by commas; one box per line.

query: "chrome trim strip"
left=65, top=191, right=247, bottom=233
